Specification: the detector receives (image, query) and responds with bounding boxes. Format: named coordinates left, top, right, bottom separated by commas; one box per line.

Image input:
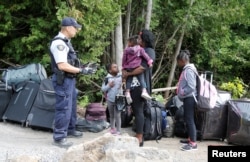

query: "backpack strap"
left=184, top=67, right=200, bottom=89
left=51, top=37, right=68, bottom=44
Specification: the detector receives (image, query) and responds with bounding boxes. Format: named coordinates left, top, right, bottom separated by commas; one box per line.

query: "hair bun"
left=181, top=50, right=191, bottom=57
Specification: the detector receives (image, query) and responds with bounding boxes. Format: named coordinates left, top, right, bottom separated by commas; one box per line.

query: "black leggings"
left=130, top=86, right=145, bottom=134
left=183, top=97, right=197, bottom=142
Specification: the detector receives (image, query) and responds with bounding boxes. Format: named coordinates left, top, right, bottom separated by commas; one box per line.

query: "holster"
left=54, top=68, right=65, bottom=85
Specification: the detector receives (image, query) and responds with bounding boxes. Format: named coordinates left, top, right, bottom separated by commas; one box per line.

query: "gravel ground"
left=0, top=122, right=65, bottom=162
left=0, top=122, right=230, bottom=162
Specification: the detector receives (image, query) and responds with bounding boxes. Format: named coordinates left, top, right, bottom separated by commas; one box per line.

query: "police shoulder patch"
left=57, top=45, right=65, bottom=51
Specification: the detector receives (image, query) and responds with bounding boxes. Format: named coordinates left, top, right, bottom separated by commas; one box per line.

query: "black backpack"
left=174, top=105, right=188, bottom=138
left=143, top=99, right=163, bottom=142
left=165, top=95, right=188, bottom=138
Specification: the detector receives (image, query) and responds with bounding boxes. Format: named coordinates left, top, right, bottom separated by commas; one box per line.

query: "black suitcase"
left=26, top=79, right=55, bottom=131
left=195, top=90, right=231, bottom=141
left=226, top=99, right=250, bottom=145
left=2, top=81, right=39, bottom=126
left=0, top=81, right=12, bottom=119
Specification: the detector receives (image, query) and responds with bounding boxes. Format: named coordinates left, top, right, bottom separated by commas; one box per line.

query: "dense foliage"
left=1, top=0, right=250, bottom=103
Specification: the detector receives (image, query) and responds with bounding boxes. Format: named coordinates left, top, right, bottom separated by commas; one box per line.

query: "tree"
left=145, top=0, right=153, bottom=29
left=164, top=0, right=195, bottom=98
left=1, top=0, right=250, bottom=102
left=123, top=1, right=132, bottom=48
left=0, top=0, right=128, bottom=103
left=115, top=14, right=124, bottom=70
left=148, top=0, right=250, bottom=98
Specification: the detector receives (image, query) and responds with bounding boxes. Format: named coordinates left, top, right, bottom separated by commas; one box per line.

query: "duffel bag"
left=85, top=102, right=106, bottom=121
left=1, top=63, right=47, bottom=86
left=76, top=118, right=109, bottom=133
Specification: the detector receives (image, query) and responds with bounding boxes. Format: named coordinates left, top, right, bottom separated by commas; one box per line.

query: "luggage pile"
left=165, top=71, right=250, bottom=146
left=0, top=63, right=54, bottom=130
left=1, top=65, right=250, bottom=145
left=0, top=63, right=112, bottom=133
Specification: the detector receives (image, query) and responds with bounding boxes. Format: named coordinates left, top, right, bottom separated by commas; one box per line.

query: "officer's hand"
left=88, top=63, right=98, bottom=70
left=80, top=62, right=98, bottom=75
left=80, top=67, right=97, bottom=75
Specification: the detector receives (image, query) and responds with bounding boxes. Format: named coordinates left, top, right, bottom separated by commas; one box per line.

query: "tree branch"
left=0, top=59, right=19, bottom=67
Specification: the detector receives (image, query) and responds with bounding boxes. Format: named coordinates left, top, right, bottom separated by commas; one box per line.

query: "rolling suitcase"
left=195, top=90, right=231, bottom=141
left=26, top=79, right=55, bottom=131
left=226, top=99, right=250, bottom=145
left=2, top=81, right=39, bottom=126
left=0, top=69, right=13, bottom=119
left=0, top=81, right=12, bottom=119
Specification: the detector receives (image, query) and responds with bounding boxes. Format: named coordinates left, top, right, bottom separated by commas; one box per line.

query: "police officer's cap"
left=61, top=17, right=82, bottom=29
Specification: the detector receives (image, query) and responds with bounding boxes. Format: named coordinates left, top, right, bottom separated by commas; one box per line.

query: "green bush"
left=152, top=93, right=165, bottom=104
left=219, top=77, right=248, bottom=99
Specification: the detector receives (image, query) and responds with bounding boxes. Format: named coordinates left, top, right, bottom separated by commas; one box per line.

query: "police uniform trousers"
left=52, top=74, right=77, bottom=141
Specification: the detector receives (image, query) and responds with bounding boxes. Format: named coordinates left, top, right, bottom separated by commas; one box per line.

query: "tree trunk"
left=152, top=25, right=181, bottom=80
left=145, top=0, right=152, bottom=30
left=111, top=31, right=116, bottom=62
left=164, top=30, right=185, bottom=98
left=164, top=0, right=195, bottom=98
left=123, top=1, right=131, bottom=48
left=115, top=14, right=123, bottom=70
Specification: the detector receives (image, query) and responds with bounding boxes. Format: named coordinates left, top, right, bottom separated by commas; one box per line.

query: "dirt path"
left=0, top=122, right=229, bottom=162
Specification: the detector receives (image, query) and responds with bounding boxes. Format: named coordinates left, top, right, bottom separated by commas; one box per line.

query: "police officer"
left=50, top=17, right=95, bottom=148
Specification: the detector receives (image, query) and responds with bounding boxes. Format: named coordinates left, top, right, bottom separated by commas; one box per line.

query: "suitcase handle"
left=201, top=71, right=213, bottom=83
left=0, top=68, right=9, bottom=91
left=203, top=71, right=213, bottom=75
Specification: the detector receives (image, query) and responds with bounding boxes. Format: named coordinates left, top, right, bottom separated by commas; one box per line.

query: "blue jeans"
left=183, top=97, right=196, bottom=142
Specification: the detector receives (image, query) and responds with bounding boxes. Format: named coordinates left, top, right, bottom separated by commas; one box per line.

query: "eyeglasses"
left=72, top=26, right=81, bottom=31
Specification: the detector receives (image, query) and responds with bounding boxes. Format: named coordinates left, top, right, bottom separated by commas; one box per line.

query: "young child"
left=101, top=63, right=122, bottom=135
left=122, top=35, right=153, bottom=104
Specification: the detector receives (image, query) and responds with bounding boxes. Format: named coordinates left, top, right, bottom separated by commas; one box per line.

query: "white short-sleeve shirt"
left=50, top=32, right=69, bottom=63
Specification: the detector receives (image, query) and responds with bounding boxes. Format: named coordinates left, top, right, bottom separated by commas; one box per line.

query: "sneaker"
left=109, top=128, right=116, bottom=134
left=180, top=143, right=197, bottom=151
left=141, top=91, right=152, bottom=100
left=180, top=139, right=190, bottom=144
left=52, top=138, right=73, bottom=148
